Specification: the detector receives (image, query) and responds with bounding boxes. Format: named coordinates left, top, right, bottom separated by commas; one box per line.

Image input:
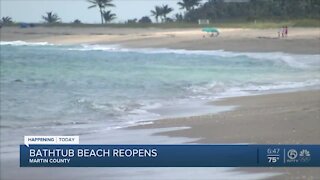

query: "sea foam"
left=67, top=44, right=320, bottom=69
left=0, top=40, right=55, bottom=46
left=2, top=41, right=319, bottom=70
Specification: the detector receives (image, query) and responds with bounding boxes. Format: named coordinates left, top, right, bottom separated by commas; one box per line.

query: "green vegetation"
left=138, top=16, right=152, bottom=24
left=102, top=10, right=116, bottom=23
left=150, top=6, right=162, bottom=23
left=185, top=0, right=320, bottom=23
left=108, top=19, right=320, bottom=28
left=1, top=16, right=13, bottom=25
left=177, top=0, right=202, bottom=11
left=150, top=4, right=174, bottom=23
left=1, top=19, right=319, bottom=28
left=87, top=0, right=115, bottom=24
left=145, top=0, right=320, bottom=27
left=42, top=12, right=60, bottom=23
left=73, top=19, right=82, bottom=24
left=161, top=5, right=174, bottom=22
left=7, top=18, right=314, bottom=28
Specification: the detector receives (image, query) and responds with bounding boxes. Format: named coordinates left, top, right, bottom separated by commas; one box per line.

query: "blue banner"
left=20, top=145, right=320, bottom=167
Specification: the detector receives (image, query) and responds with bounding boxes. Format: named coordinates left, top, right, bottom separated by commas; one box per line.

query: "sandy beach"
left=130, top=90, right=320, bottom=179
left=132, top=90, right=320, bottom=144
left=1, top=26, right=320, bottom=54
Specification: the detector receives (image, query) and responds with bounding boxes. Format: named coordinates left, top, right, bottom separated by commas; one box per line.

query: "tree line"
left=184, top=0, right=320, bottom=23
left=1, top=0, right=319, bottom=25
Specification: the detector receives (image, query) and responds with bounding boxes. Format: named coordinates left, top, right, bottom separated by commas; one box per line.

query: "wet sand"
left=133, top=90, right=320, bottom=144
left=130, top=90, right=320, bottom=179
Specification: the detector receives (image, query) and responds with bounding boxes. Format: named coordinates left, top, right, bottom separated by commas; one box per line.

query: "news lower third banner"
left=20, top=144, right=320, bottom=167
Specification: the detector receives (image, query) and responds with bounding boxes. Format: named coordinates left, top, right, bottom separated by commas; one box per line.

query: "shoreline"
left=130, top=90, right=320, bottom=144
left=1, top=27, right=320, bottom=54
left=129, top=89, right=320, bottom=179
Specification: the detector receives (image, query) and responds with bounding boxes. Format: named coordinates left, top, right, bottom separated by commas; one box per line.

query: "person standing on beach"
left=281, top=26, right=285, bottom=38
left=278, top=27, right=282, bottom=38
left=284, top=26, right=288, bottom=38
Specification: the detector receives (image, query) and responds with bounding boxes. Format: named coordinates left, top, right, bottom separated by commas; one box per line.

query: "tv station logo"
left=266, top=147, right=312, bottom=165
left=286, top=149, right=311, bottom=163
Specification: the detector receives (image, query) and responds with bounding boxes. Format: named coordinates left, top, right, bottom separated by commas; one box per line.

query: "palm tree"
left=102, top=10, right=116, bottom=23
left=161, top=5, right=174, bottom=22
left=1, top=16, right=13, bottom=24
left=177, top=0, right=202, bottom=12
left=175, top=13, right=184, bottom=22
left=151, top=6, right=162, bottom=23
left=87, top=0, right=115, bottom=24
left=42, top=12, right=60, bottom=23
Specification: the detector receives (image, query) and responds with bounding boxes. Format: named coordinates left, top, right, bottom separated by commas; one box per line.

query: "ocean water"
left=1, top=41, right=319, bottom=180
left=1, top=41, right=320, bottom=138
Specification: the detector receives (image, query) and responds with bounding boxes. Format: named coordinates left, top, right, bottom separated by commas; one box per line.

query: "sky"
left=0, top=0, right=184, bottom=23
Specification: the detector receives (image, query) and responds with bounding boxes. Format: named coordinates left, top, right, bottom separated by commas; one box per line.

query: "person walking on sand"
left=281, top=26, right=285, bottom=38
left=284, top=26, right=288, bottom=38
left=278, top=27, right=282, bottom=38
